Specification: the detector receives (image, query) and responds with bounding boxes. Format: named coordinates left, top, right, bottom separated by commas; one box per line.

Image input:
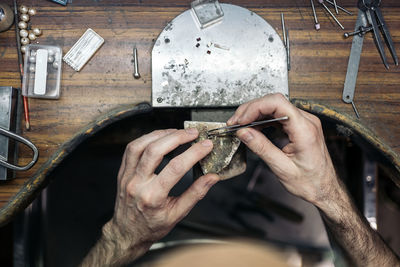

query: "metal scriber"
left=207, top=116, right=289, bottom=137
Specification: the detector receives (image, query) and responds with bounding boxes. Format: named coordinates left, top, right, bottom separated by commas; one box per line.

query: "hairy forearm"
left=80, top=221, right=151, bottom=267
left=315, top=178, right=399, bottom=267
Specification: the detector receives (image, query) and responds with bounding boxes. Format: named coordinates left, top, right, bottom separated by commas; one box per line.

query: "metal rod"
left=325, top=0, right=353, bottom=15
left=311, top=0, right=320, bottom=30
left=319, top=0, right=344, bottom=30
left=133, top=47, right=140, bottom=79
left=207, top=116, right=289, bottom=137
left=286, top=28, right=291, bottom=71
left=344, top=26, right=372, bottom=38
left=351, top=101, right=360, bottom=118
left=281, top=13, right=286, bottom=47
left=332, top=0, right=338, bottom=14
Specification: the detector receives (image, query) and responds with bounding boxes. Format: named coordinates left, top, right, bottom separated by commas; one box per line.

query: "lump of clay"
left=184, top=121, right=246, bottom=180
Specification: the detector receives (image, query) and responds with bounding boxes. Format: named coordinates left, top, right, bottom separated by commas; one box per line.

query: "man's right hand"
left=227, top=93, right=339, bottom=207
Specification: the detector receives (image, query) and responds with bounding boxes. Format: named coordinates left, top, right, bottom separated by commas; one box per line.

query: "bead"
left=29, top=64, right=35, bottom=73
left=21, top=45, right=26, bottom=54
left=30, top=50, right=36, bottom=57
left=28, top=32, right=37, bottom=41
left=48, top=49, right=55, bottom=56
left=18, top=21, right=27, bottom=29
left=27, top=8, right=37, bottom=16
left=32, top=28, right=42, bottom=36
left=20, top=37, right=30, bottom=45
left=29, top=56, right=36, bottom=63
left=19, top=29, right=28, bottom=38
left=47, top=56, right=54, bottom=63
left=20, top=14, right=30, bottom=22
left=19, top=5, right=28, bottom=14
left=52, top=61, right=59, bottom=69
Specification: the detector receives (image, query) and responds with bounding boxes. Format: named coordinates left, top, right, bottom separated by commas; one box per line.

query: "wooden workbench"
left=0, top=0, right=399, bottom=225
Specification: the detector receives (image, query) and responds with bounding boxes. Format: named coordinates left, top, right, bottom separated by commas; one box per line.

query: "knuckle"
left=254, top=141, right=268, bottom=156
left=272, top=92, right=286, bottom=101
left=126, top=181, right=138, bottom=198
left=168, top=158, right=184, bottom=175
left=126, top=141, right=138, bottom=155
left=144, top=143, right=159, bottom=158
left=138, top=190, right=155, bottom=208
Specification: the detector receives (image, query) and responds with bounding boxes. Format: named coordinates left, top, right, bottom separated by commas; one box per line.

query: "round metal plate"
left=152, top=4, right=288, bottom=107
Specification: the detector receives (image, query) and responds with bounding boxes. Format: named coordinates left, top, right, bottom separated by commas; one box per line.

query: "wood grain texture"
left=0, top=0, right=399, bottom=224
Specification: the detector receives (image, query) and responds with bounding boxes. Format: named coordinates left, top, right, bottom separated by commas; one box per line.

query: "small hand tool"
left=358, top=0, right=398, bottom=69
left=318, top=0, right=344, bottom=30
left=343, top=0, right=398, bottom=118
left=133, top=47, right=140, bottom=79
left=207, top=116, right=289, bottom=137
left=310, top=0, right=320, bottom=30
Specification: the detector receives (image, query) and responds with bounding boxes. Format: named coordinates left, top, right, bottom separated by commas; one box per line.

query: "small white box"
left=22, top=44, right=62, bottom=99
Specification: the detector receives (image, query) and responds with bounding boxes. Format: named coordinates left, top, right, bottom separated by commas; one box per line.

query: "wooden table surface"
left=0, top=0, right=400, bottom=225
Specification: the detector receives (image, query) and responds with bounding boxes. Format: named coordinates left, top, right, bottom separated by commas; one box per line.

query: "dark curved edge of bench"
left=0, top=99, right=399, bottom=226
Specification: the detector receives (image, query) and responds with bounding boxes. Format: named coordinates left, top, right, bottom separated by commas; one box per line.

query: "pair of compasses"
left=343, top=0, right=398, bottom=118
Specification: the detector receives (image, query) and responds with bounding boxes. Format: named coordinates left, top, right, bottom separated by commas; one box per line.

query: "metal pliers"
left=358, top=0, right=398, bottom=69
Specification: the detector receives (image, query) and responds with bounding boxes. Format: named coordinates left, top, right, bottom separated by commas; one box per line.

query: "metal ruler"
left=342, top=10, right=368, bottom=118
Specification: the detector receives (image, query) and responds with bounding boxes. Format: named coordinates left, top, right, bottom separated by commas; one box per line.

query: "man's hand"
left=227, top=93, right=337, bottom=206
left=228, top=93, right=400, bottom=266
left=81, top=129, right=219, bottom=267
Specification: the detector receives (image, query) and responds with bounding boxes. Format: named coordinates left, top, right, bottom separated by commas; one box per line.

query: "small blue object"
left=49, top=0, right=68, bottom=6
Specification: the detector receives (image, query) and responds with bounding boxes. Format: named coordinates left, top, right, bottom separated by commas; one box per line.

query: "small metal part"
left=281, top=13, right=286, bottom=46
left=310, top=0, right=320, bottom=30
left=318, top=0, right=344, bottom=30
left=332, top=0, right=338, bottom=14
left=344, top=26, right=372, bottom=38
left=325, top=0, right=353, bottom=15
left=28, top=56, right=35, bottom=63
left=351, top=101, right=360, bottom=118
left=133, top=47, right=140, bottom=79
left=207, top=116, right=288, bottom=137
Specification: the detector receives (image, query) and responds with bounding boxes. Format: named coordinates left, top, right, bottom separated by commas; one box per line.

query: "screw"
left=157, top=97, right=163, bottom=103
left=133, top=47, right=140, bottom=79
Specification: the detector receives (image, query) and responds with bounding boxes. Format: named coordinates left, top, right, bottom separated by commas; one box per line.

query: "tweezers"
left=207, top=116, right=289, bottom=137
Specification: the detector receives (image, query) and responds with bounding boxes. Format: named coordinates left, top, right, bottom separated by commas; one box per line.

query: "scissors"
left=358, top=0, right=398, bottom=68
left=206, top=116, right=289, bottom=137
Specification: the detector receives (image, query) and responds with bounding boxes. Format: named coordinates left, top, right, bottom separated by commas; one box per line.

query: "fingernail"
left=185, top=128, right=198, bottom=135
left=201, top=139, right=213, bottom=147
left=237, top=129, right=253, bottom=143
left=227, top=116, right=235, bottom=125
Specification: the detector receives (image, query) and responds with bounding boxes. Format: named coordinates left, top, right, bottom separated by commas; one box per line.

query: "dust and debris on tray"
left=184, top=121, right=247, bottom=180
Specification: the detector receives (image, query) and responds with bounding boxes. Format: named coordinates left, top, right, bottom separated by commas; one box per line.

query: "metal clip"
left=0, top=127, right=38, bottom=171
